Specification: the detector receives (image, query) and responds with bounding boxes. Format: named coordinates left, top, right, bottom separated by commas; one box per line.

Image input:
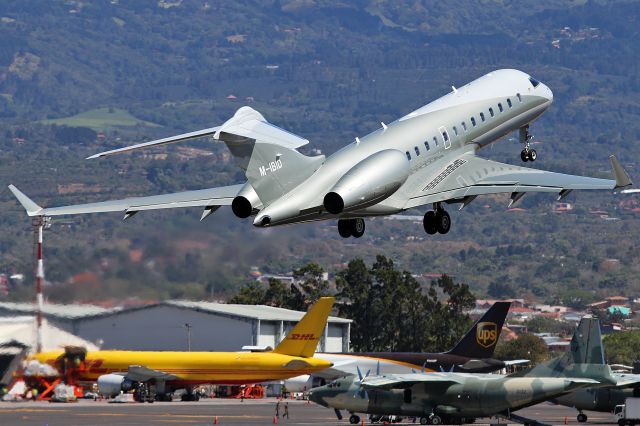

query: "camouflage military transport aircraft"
left=9, top=70, right=632, bottom=237
left=524, top=316, right=640, bottom=423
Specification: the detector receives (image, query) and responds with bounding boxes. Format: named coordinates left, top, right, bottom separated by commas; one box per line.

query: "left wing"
left=126, top=365, right=178, bottom=382
left=404, top=153, right=632, bottom=209
left=360, top=373, right=463, bottom=390
left=8, top=184, right=243, bottom=220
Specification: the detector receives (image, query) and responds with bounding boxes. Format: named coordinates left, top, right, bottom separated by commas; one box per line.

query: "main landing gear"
left=423, top=205, right=451, bottom=235
left=338, top=218, right=365, bottom=238
left=349, top=414, right=361, bottom=424
left=519, top=125, right=537, bottom=162
left=577, top=412, right=588, bottom=423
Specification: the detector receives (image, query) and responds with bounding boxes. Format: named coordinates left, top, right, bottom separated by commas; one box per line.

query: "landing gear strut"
left=519, top=125, right=537, bottom=162
left=423, top=204, right=451, bottom=235
left=337, top=218, right=365, bottom=238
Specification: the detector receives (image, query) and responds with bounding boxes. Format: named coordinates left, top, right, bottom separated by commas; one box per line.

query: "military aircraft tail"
left=446, top=301, right=510, bottom=359
left=273, top=297, right=335, bottom=358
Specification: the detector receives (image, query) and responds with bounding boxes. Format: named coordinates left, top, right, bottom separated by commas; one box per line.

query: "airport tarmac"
left=0, top=398, right=618, bottom=425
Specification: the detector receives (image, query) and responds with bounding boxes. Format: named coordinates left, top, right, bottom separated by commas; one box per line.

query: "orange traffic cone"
left=564, top=417, right=568, bottom=425
left=361, top=417, right=365, bottom=425
left=273, top=415, right=278, bottom=424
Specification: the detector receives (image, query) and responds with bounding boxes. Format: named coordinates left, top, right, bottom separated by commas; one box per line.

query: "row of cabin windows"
left=405, top=94, right=523, bottom=161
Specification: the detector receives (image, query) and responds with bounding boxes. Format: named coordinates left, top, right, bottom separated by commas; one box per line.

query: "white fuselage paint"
left=254, top=69, right=553, bottom=226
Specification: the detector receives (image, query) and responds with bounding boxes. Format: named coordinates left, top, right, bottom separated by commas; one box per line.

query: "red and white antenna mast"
left=32, top=216, right=50, bottom=353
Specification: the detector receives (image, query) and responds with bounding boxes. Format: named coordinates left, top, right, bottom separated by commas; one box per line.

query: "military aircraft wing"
left=126, top=365, right=178, bottom=382
left=8, top=183, right=243, bottom=218
left=404, top=152, right=632, bottom=210
left=361, top=373, right=463, bottom=390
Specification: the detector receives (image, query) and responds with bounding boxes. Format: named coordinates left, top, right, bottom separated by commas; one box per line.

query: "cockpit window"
left=529, top=77, right=540, bottom=88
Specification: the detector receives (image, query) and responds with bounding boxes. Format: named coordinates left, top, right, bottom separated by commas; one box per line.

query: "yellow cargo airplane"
left=33, top=297, right=335, bottom=401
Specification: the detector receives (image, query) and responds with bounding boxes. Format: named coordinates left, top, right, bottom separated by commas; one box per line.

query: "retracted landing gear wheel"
left=528, top=148, right=537, bottom=161
left=338, top=220, right=352, bottom=238
left=435, top=210, right=451, bottom=234
left=349, top=414, right=361, bottom=424
left=520, top=149, right=529, bottom=162
left=577, top=413, right=588, bottom=423
left=352, top=218, right=365, bottom=238
left=423, top=211, right=437, bottom=235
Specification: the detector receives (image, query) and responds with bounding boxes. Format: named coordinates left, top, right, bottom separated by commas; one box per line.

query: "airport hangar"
left=0, top=301, right=351, bottom=352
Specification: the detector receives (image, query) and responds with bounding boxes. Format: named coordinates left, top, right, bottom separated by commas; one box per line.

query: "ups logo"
left=476, top=322, right=498, bottom=348
left=290, top=333, right=317, bottom=341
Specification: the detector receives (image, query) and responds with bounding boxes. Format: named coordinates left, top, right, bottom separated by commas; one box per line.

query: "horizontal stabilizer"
left=8, top=185, right=43, bottom=216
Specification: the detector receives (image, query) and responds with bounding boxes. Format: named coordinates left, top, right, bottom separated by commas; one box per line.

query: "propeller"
left=353, top=366, right=370, bottom=400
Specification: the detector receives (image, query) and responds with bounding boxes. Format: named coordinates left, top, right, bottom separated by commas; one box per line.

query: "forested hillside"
left=1, top=0, right=639, bottom=304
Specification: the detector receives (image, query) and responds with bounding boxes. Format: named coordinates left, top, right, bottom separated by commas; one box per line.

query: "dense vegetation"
left=0, top=1, right=639, bottom=305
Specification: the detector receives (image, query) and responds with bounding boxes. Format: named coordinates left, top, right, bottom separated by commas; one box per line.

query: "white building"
left=0, top=301, right=351, bottom=353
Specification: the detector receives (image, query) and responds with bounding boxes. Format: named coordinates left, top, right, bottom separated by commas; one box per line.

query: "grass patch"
left=41, top=107, right=161, bottom=130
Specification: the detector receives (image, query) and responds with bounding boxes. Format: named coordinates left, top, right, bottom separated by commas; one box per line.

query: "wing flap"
left=9, top=184, right=243, bottom=217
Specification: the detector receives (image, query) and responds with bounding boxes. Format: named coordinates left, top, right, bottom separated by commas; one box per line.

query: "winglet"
left=8, top=185, right=43, bottom=216
left=610, top=155, right=632, bottom=189
left=273, top=297, right=335, bottom=358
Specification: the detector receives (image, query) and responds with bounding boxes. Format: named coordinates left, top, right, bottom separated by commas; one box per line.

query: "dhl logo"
left=476, top=322, right=498, bottom=348
left=289, top=333, right=317, bottom=341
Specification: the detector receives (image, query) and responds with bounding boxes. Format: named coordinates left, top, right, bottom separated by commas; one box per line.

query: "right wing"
left=361, top=373, right=462, bottom=390
left=126, top=365, right=178, bottom=382
left=8, top=184, right=243, bottom=219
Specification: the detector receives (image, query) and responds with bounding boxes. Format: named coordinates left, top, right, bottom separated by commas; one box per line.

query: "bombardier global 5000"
left=9, top=69, right=633, bottom=237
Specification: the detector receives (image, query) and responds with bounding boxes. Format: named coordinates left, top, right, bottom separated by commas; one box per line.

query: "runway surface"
left=0, top=398, right=618, bottom=425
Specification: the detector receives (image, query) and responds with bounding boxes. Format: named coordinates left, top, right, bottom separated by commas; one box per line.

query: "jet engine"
left=232, top=183, right=263, bottom=218
left=323, top=149, right=410, bottom=214
left=283, top=375, right=326, bottom=393
left=97, top=374, right=134, bottom=397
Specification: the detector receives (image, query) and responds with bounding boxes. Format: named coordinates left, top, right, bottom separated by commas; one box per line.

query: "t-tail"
left=273, top=297, right=335, bottom=358
left=445, top=301, right=510, bottom=358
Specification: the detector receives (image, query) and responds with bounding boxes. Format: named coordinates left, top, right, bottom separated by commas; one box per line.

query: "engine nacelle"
left=323, top=149, right=410, bottom=214
left=97, top=374, right=134, bottom=397
left=232, top=183, right=263, bottom=218
left=283, top=374, right=326, bottom=393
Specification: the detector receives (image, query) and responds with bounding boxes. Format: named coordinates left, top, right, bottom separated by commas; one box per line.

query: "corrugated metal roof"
left=165, top=301, right=351, bottom=323
left=0, top=302, right=116, bottom=319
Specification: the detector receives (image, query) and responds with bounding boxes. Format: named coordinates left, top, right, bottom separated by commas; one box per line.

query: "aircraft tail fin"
left=273, top=297, right=335, bottom=358
left=218, top=107, right=324, bottom=205
left=446, top=301, right=510, bottom=358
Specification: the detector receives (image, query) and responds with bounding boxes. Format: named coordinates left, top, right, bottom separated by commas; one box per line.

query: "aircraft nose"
left=308, top=389, right=327, bottom=407
left=541, top=83, right=553, bottom=103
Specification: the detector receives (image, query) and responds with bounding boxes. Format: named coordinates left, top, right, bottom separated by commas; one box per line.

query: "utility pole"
left=32, top=216, right=50, bottom=353
left=185, top=323, right=192, bottom=351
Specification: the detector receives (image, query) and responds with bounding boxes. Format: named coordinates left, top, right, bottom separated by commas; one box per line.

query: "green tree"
left=229, top=281, right=265, bottom=305
left=293, top=262, right=332, bottom=302
left=495, top=333, right=549, bottom=366
left=603, top=331, right=640, bottom=365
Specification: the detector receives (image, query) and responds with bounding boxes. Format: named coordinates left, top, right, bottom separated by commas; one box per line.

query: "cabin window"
left=517, top=93, right=522, bottom=102
left=461, top=121, right=467, bottom=131
left=415, top=146, right=420, bottom=156
left=406, top=151, right=411, bottom=160
left=507, top=98, right=512, bottom=108
left=424, top=141, right=430, bottom=151
left=489, top=107, right=494, bottom=117
left=470, top=117, right=476, bottom=127
left=433, top=136, right=438, bottom=147
left=441, top=130, right=449, bottom=142
left=480, top=112, right=485, bottom=122
left=498, top=103, right=503, bottom=112
left=453, top=126, right=458, bottom=136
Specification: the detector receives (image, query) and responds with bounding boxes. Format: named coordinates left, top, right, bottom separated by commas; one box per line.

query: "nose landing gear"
left=423, top=204, right=451, bottom=235
left=519, top=125, right=537, bottom=162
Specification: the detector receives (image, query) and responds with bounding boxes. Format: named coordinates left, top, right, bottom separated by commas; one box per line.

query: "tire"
left=435, top=210, right=451, bottom=234
left=420, top=417, right=429, bottom=425
left=577, top=413, right=588, bottom=423
left=528, top=149, right=537, bottom=161
left=352, top=218, right=365, bottom=238
left=349, top=414, right=360, bottom=424
left=423, top=211, right=437, bottom=235
left=430, top=415, right=442, bottom=425
left=521, top=150, right=529, bottom=162
left=617, top=420, right=624, bottom=426
left=338, top=220, right=352, bottom=238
